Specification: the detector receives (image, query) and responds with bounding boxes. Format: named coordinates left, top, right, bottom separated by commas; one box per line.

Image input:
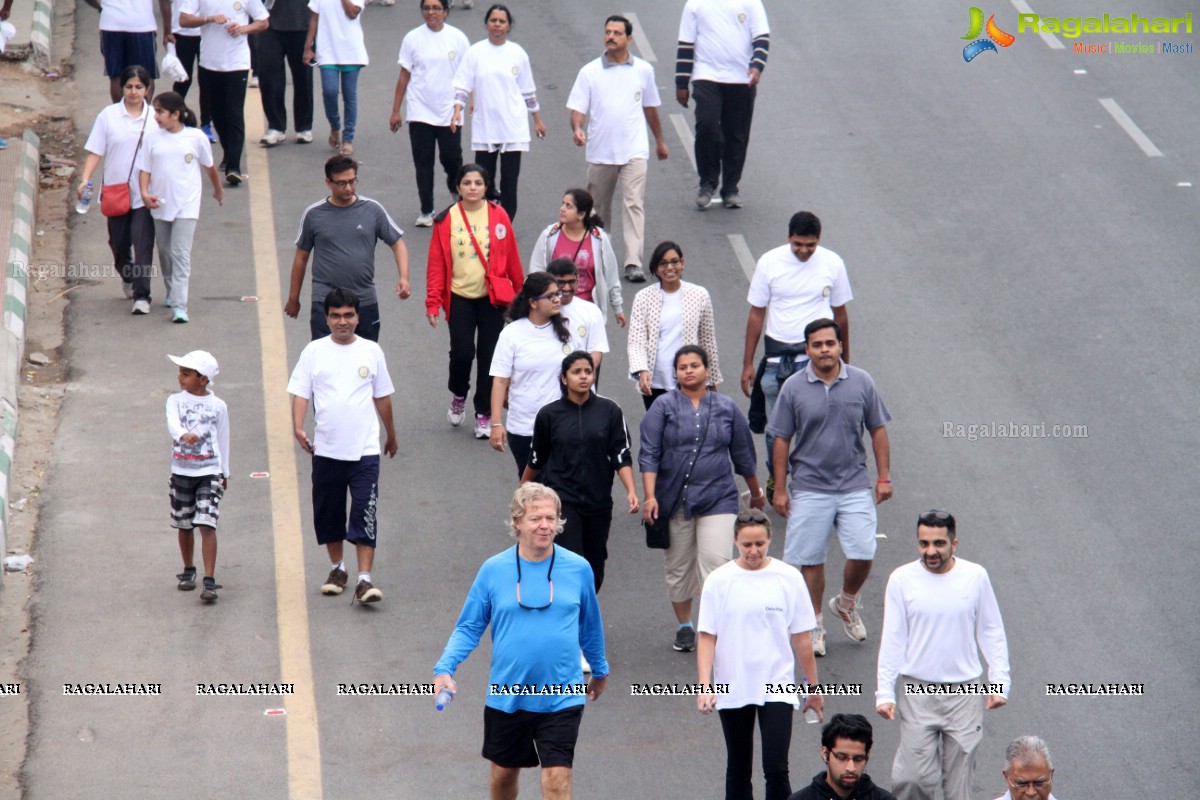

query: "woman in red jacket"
left=426, top=163, right=524, bottom=439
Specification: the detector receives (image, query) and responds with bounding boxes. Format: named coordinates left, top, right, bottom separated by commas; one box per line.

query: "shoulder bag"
left=461, top=202, right=516, bottom=306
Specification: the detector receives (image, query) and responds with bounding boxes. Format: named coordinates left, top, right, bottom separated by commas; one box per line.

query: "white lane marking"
left=728, top=234, right=756, bottom=283
left=1073, top=69, right=1087, bottom=75
left=669, top=112, right=697, bottom=172
left=624, top=12, right=657, bottom=62
left=1178, top=182, right=1193, bottom=188
left=1009, top=0, right=1065, bottom=49
left=1099, top=98, right=1164, bottom=157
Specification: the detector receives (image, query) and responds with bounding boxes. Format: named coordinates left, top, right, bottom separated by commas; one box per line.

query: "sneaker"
left=474, top=413, right=490, bottom=439
left=580, top=651, right=592, bottom=674
left=172, top=308, right=190, bottom=324
left=354, top=579, right=383, bottom=603
left=122, top=282, right=134, bottom=299
left=415, top=212, right=434, bottom=227
left=379, top=0, right=395, bottom=5
left=200, top=576, right=220, bottom=602
left=722, top=193, right=743, bottom=209
left=672, top=625, right=696, bottom=652
left=695, top=186, right=713, bottom=210
left=448, top=395, right=467, bottom=426
left=177, top=568, right=197, bottom=591
left=248, top=75, right=259, bottom=89
left=132, top=298, right=150, bottom=315
left=260, top=128, right=286, bottom=146
left=295, top=130, right=313, bottom=144
left=812, top=625, right=827, bottom=657
left=201, top=123, right=217, bottom=143
left=321, top=566, right=348, bottom=595
left=829, top=596, right=867, bottom=642
left=163, top=295, right=173, bottom=307
left=624, top=264, right=647, bottom=283
left=225, top=171, right=242, bottom=186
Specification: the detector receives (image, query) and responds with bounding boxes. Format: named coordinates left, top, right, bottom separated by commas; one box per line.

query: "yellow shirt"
left=449, top=204, right=490, bottom=299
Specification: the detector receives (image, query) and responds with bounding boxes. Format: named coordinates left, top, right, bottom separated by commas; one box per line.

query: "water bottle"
left=435, top=688, right=454, bottom=711
left=804, top=708, right=820, bottom=724
left=75, top=182, right=93, bottom=214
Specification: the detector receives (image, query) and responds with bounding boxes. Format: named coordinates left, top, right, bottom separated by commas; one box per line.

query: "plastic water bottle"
left=804, top=708, right=820, bottom=724
left=435, top=688, right=454, bottom=711
left=75, top=182, right=93, bottom=214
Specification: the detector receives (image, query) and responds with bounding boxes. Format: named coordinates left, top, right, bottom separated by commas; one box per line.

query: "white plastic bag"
left=0, top=21, right=17, bottom=55
left=161, top=43, right=188, bottom=83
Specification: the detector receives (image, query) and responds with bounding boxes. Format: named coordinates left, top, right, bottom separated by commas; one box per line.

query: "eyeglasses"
left=534, top=291, right=563, bottom=301
left=829, top=751, right=868, bottom=765
left=736, top=509, right=768, bottom=524
left=515, top=546, right=554, bottom=610
left=657, top=257, right=683, bottom=268
left=1006, top=776, right=1052, bottom=790
left=328, top=178, right=358, bottom=188
left=555, top=279, right=578, bottom=288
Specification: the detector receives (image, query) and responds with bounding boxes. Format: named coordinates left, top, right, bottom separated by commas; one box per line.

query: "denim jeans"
left=319, top=66, right=361, bottom=142
left=762, top=355, right=810, bottom=474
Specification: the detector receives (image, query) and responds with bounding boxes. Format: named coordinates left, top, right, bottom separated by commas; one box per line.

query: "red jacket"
left=425, top=201, right=524, bottom=320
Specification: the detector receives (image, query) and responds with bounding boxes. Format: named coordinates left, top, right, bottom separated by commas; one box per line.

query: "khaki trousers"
left=892, top=678, right=986, bottom=800
left=586, top=158, right=648, bottom=268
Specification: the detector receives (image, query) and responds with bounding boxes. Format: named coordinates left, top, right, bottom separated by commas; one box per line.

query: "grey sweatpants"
left=891, top=677, right=986, bottom=800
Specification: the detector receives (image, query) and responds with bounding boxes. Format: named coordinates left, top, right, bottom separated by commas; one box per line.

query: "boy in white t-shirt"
left=166, top=350, right=230, bottom=602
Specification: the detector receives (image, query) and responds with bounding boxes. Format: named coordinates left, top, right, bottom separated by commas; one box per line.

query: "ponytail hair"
left=508, top=271, right=571, bottom=345
left=153, top=91, right=198, bottom=128
left=565, top=187, right=604, bottom=233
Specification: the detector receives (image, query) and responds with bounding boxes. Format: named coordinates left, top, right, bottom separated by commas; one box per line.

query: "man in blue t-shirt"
left=434, top=483, right=609, bottom=800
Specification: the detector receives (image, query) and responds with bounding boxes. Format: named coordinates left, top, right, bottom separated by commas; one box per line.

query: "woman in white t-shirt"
left=696, top=510, right=824, bottom=800
left=627, top=240, right=722, bottom=410
left=139, top=92, right=225, bottom=323
left=488, top=271, right=572, bottom=475
left=450, top=3, right=545, bottom=221
left=304, top=0, right=367, bottom=156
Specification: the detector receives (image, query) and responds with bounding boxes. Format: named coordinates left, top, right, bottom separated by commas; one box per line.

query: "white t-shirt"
left=747, top=244, right=853, bottom=344
left=678, top=0, right=769, bottom=85
left=876, top=558, right=1011, bottom=706
left=286, top=336, right=395, bottom=461
left=398, top=22, right=470, bottom=126
left=100, top=0, right=157, bottom=32
left=490, top=318, right=575, bottom=437
left=140, top=126, right=214, bottom=221
left=166, top=390, right=230, bottom=477
left=83, top=101, right=153, bottom=210
left=309, top=0, right=367, bottom=66
left=171, top=0, right=199, bottom=36
left=566, top=54, right=660, bottom=165
left=698, top=558, right=816, bottom=709
left=652, top=288, right=683, bottom=390
left=181, top=0, right=270, bottom=71
left=560, top=298, right=608, bottom=356
left=453, top=39, right=536, bottom=151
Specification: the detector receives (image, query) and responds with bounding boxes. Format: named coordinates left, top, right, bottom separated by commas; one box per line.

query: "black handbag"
left=644, top=393, right=712, bottom=550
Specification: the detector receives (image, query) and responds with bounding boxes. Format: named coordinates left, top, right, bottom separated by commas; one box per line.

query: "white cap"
left=168, top=350, right=219, bottom=381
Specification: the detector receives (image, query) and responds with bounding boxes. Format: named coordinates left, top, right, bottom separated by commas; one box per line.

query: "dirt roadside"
left=0, top=3, right=82, bottom=797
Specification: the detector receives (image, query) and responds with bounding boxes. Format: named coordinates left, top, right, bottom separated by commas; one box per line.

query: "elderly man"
left=434, top=483, right=609, bottom=800
left=992, top=737, right=1058, bottom=800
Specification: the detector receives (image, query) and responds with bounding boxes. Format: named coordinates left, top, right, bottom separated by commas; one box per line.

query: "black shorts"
left=482, top=705, right=583, bottom=769
left=101, top=30, right=160, bottom=79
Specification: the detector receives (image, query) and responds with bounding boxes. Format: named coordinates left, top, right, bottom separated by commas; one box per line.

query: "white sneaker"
left=811, top=626, right=826, bottom=657
left=131, top=298, right=150, bottom=315
left=260, top=129, right=286, bottom=146
left=447, top=395, right=466, bottom=427
left=295, top=130, right=313, bottom=144
left=248, top=75, right=259, bottom=89
left=415, top=212, right=434, bottom=227
left=474, top=413, right=490, bottom=439
left=829, top=596, right=868, bottom=642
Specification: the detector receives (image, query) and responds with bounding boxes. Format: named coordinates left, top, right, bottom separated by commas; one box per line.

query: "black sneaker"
left=673, top=625, right=696, bottom=652
left=624, top=264, right=647, bottom=283
left=200, top=576, right=220, bottom=602
left=354, top=579, right=383, bottom=604
left=177, top=568, right=197, bottom=591
left=321, top=566, right=349, bottom=595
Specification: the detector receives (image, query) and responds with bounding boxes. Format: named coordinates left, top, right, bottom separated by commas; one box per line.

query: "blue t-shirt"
left=434, top=544, right=608, bottom=713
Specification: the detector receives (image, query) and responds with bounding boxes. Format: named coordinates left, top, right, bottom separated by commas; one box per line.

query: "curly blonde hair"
left=506, top=483, right=565, bottom=538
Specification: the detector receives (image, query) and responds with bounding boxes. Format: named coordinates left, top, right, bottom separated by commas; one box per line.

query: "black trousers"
left=200, top=67, right=248, bottom=174
left=473, top=149, right=522, bottom=221
left=447, top=293, right=505, bottom=416
left=171, top=35, right=211, bottom=126
left=257, top=29, right=313, bottom=133
left=718, top=703, right=794, bottom=800
left=692, top=80, right=756, bottom=197
left=107, top=206, right=155, bottom=301
left=556, top=500, right=613, bottom=591
left=409, top=122, right=463, bottom=215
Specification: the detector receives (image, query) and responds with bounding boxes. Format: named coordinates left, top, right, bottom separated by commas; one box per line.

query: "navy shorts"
left=169, top=473, right=224, bottom=529
left=101, top=30, right=160, bottom=80
left=482, top=705, right=583, bottom=769
left=311, top=454, right=379, bottom=547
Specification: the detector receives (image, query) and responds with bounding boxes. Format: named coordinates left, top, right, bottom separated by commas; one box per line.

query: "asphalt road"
left=22, top=0, right=1199, bottom=797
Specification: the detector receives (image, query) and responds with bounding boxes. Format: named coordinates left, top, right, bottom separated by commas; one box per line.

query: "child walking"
left=139, top=91, right=224, bottom=324
left=166, top=350, right=230, bottom=602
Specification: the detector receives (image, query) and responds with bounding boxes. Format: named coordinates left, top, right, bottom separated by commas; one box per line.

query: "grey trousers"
left=892, top=678, right=986, bottom=800
left=154, top=217, right=198, bottom=312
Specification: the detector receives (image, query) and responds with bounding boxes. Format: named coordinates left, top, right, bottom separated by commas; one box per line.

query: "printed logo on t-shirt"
left=738, top=12, right=746, bottom=23
left=233, top=1, right=243, bottom=10
left=765, top=605, right=784, bottom=613
left=562, top=343, right=571, bottom=354
left=184, top=153, right=194, bottom=164
left=511, top=66, right=519, bottom=76
left=634, top=90, right=642, bottom=102
left=448, top=50, right=457, bottom=60
left=358, top=366, right=369, bottom=378
left=822, top=285, right=831, bottom=298
left=577, top=325, right=586, bottom=338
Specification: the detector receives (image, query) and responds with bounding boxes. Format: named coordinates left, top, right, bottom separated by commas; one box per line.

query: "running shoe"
left=722, top=193, right=743, bottom=209
left=695, top=186, right=713, bottom=210
left=260, top=129, right=286, bottom=146
left=415, top=212, right=434, bottom=227
left=295, top=130, right=313, bottom=144
left=812, top=625, right=826, bottom=657
left=355, top=579, right=382, bottom=604
left=448, top=395, right=467, bottom=426
left=177, top=568, right=197, bottom=591
left=474, top=413, right=490, bottom=439
left=132, top=298, right=150, bottom=315
left=673, top=625, right=696, bottom=652
left=624, top=264, right=647, bottom=283
left=172, top=308, right=190, bottom=324
left=200, top=576, right=220, bottom=602
left=201, top=123, right=217, bottom=143
left=321, top=566, right=348, bottom=595
left=829, top=596, right=867, bottom=642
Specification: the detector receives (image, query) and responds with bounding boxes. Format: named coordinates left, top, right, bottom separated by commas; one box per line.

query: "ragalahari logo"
left=962, top=7, right=1015, bottom=61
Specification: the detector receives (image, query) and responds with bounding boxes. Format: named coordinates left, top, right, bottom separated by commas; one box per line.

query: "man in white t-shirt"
left=288, top=287, right=399, bottom=605
left=389, top=0, right=470, bottom=227
left=741, top=212, right=852, bottom=477
left=567, top=15, right=668, bottom=284
left=546, top=258, right=609, bottom=373
left=876, top=510, right=1010, bottom=800
left=84, top=0, right=172, bottom=102
left=675, top=0, right=769, bottom=210
left=179, top=0, right=270, bottom=185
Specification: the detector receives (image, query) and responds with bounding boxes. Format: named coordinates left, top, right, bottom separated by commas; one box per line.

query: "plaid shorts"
left=169, top=473, right=224, bottom=530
